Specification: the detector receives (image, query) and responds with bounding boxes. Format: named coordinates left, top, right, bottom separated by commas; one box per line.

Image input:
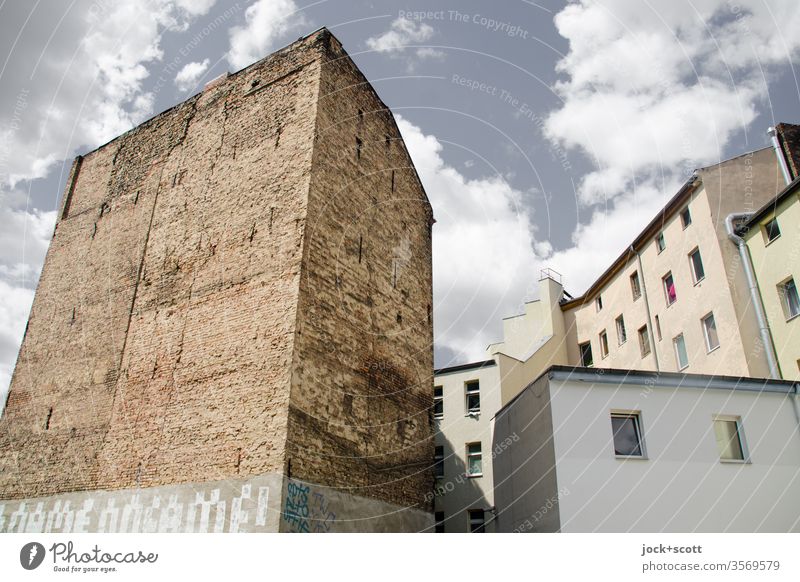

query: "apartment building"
left=492, top=366, right=800, bottom=532
left=431, top=360, right=500, bottom=533
left=432, top=126, right=800, bottom=531
left=742, top=177, right=800, bottom=380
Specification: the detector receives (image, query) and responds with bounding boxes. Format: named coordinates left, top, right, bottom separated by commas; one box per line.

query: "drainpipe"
left=724, top=213, right=780, bottom=379
left=631, top=245, right=659, bottom=372
left=768, top=126, right=792, bottom=185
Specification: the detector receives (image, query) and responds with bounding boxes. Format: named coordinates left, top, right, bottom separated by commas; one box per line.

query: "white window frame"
left=673, top=333, right=689, bottom=370
left=689, top=247, right=705, bottom=284
left=663, top=271, right=677, bottom=306
left=465, top=380, right=480, bottom=414
left=595, top=294, right=603, bottom=312
left=599, top=329, right=609, bottom=358
left=701, top=312, right=720, bottom=352
left=638, top=325, right=651, bottom=357
left=610, top=410, right=647, bottom=459
left=656, top=232, right=666, bottom=253
left=466, top=442, right=483, bottom=477
left=763, top=217, right=781, bottom=244
left=680, top=206, right=692, bottom=229
left=778, top=277, right=800, bottom=321
left=615, top=314, right=627, bottom=345
left=468, top=509, right=486, bottom=533
left=433, top=385, right=444, bottom=419
left=579, top=341, right=593, bottom=367
left=712, top=415, right=750, bottom=463
left=630, top=271, right=641, bottom=300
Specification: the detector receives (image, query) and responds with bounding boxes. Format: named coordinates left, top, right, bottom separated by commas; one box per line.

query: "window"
left=434, top=511, right=445, bottom=533
left=778, top=278, right=800, bottom=320
left=595, top=294, right=603, bottom=312
left=656, top=232, right=666, bottom=253
left=615, top=315, right=627, bottom=345
left=680, top=206, right=692, bottom=228
left=433, top=386, right=443, bottom=419
left=638, top=325, right=651, bottom=357
left=466, top=443, right=482, bottom=476
left=673, top=333, right=689, bottom=370
left=663, top=272, right=677, bottom=305
left=434, top=445, right=444, bottom=479
left=355, top=137, right=363, bottom=160
left=702, top=312, right=720, bottom=352
left=599, top=330, right=609, bottom=358
left=763, top=217, right=781, bottom=243
left=465, top=381, right=480, bottom=414
left=610, top=412, right=644, bottom=457
left=713, top=417, right=746, bottom=461
left=655, top=315, right=662, bottom=341
left=579, top=341, right=593, bottom=367
left=468, top=509, right=485, bottom=533
left=689, top=248, right=705, bottom=284
left=630, top=271, right=641, bottom=300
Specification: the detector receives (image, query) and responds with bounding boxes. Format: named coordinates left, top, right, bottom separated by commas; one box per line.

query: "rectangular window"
left=663, top=272, right=677, bottom=305
left=630, top=271, right=641, bottom=300
left=655, top=315, right=662, bottom=341
left=778, top=277, right=800, bottom=320
left=355, top=137, right=363, bottom=160
left=595, top=294, right=603, bottom=312
left=465, top=381, right=480, bottom=414
left=680, top=206, right=692, bottom=228
left=702, top=312, right=720, bottom=352
left=579, top=341, right=593, bottom=367
left=764, top=217, right=781, bottom=243
left=434, top=445, right=444, bottom=479
left=433, top=386, right=443, bottom=419
left=673, top=333, right=689, bottom=370
left=466, top=443, right=482, bottom=476
left=434, top=511, right=445, bottom=533
left=599, top=330, right=609, bottom=358
left=656, top=232, right=666, bottom=253
left=611, top=412, right=644, bottom=457
left=689, top=248, right=705, bottom=283
left=638, top=325, right=651, bottom=357
left=713, top=417, right=746, bottom=461
left=615, top=315, right=627, bottom=345
left=468, top=509, right=485, bottom=533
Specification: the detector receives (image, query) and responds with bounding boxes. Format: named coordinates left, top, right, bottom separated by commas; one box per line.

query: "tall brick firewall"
left=285, top=34, right=435, bottom=511
left=0, top=28, right=434, bottom=516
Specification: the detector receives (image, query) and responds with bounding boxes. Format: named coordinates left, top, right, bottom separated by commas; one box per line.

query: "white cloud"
left=175, top=58, right=211, bottom=92
left=397, top=117, right=539, bottom=364
left=0, top=0, right=217, bottom=189
left=227, top=0, right=307, bottom=70
left=366, top=17, right=445, bottom=67
left=545, top=0, right=800, bottom=205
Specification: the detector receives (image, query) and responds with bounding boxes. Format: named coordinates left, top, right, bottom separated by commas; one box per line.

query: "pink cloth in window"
left=668, top=283, right=676, bottom=302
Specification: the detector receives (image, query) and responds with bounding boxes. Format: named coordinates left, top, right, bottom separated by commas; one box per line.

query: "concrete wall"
left=504, top=372, right=800, bottom=532
left=0, top=472, right=431, bottom=533
left=745, top=188, right=800, bottom=380
left=492, top=374, right=560, bottom=533
left=432, top=362, right=500, bottom=532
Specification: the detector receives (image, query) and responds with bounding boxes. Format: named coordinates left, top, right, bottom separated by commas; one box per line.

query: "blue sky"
left=1, top=0, right=799, bottom=406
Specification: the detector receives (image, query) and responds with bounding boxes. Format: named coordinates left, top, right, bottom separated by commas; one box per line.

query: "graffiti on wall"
left=282, top=481, right=337, bottom=533
left=0, top=480, right=273, bottom=533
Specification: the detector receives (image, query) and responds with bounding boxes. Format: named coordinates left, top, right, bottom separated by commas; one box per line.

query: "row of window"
left=432, top=380, right=481, bottom=419
left=580, top=311, right=720, bottom=370
left=612, top=411, right=749, bottom=462
left=434, top=442, right=483, bottom=479
left=434, top=509, right=485, bottom=533
left=595, top=247, right=706, bottom=314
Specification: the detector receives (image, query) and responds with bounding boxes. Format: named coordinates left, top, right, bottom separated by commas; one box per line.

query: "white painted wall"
left=548, top=375, right=800, bottom=532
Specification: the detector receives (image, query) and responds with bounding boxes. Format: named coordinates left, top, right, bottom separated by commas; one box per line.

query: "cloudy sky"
left=1, top=0, right=799, bottom=408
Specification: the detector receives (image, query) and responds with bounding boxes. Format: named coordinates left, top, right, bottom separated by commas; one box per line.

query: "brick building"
left=0, top=28, right=435, bottom=533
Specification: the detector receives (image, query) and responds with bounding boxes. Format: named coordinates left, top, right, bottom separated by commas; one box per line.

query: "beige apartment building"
left=743, top=177, right=800, bottom=380
left=433, top=126, right=800, bottom=531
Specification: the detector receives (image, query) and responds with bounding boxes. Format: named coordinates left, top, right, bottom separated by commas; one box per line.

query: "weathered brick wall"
left=285, top=33, right=435, bottom=511
left=1, top=28, right=435, bottom=517
left=0, top=33, right=324, bottom=498
left=776, top=123, right=800, bottom=180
